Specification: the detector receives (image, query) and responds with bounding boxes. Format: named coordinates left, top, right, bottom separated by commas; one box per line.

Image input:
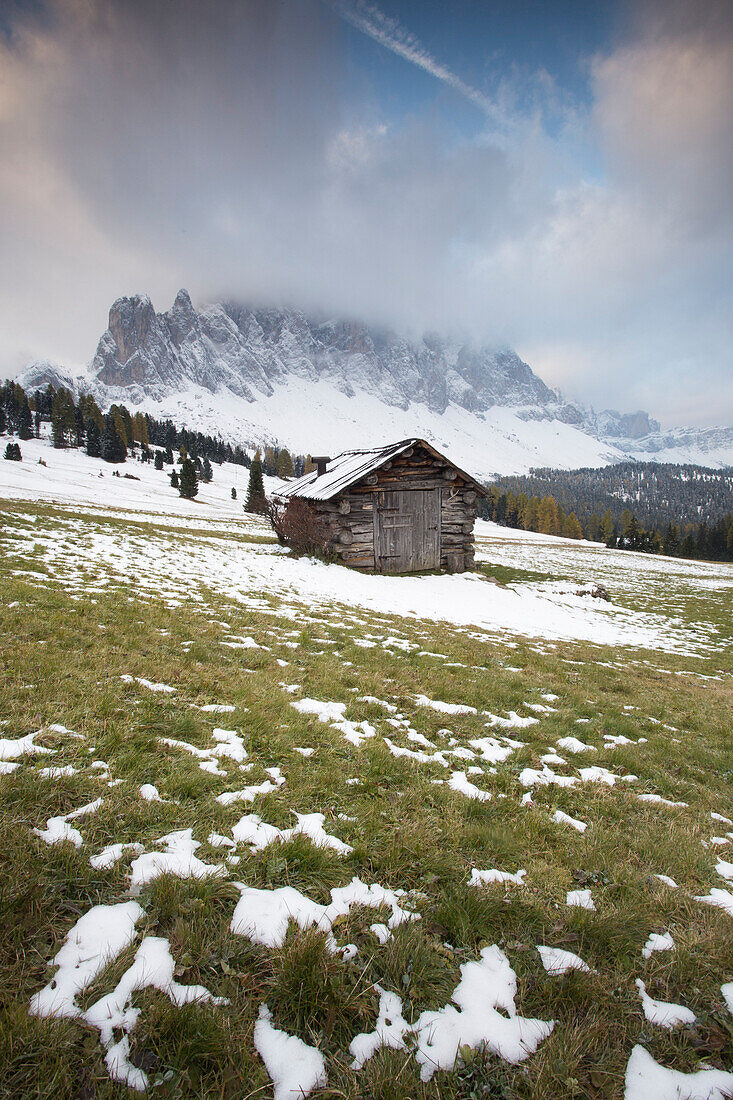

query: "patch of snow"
left=120, top=674, right=175, bottom=694
left=642, top=932, right=675, bottom=959
left=624, top=1044, right=733, bottom=1100
left=635, top=980, right=696, bottom=1029
left=216, top=767, right=285, bottom=805
left=231, top=811, right=353, bottom=855
left=469, top=869, right=526, bottom=887
left=654, top=875, right=679, bottom=889
left=447, top=771, right=491, bottom=801
left=29, top=902, right=144, bottom=1018
left=230, top=876, right=419, bottom=950
left=552, top=810, right=588, bottom=833
left=638, top=793, right=688, bottom=808
left=34, top=797, right=103, bottom=847
left=350, top=986, right=411, bottom=1069
left=557, top=736, right=596, bottom=754
left=412, top=945, right=554, bottom=1079
left=722, top=983, right=733, bottom=1014
left=537, top=946, right=595, bottom=975
left=715, top=859, right=733, bottom=882
left=415, top=695, right=477, bottom=716
left=485, top=711, right=539, bottom=729
left=38, top=765, right=77, bottom=778
left=253, top=1004, right=327, bottom=1100
left=0, top=730, right=54, bottom=761
left=90, top=842, right=145, bottom=870
left=694, top=888, right=733, bottom=917
left=84, top=936, right=228, bottom=1091
left=129, top=829, right=224, bottom=888
left=566, top=889, right=595, bottom=910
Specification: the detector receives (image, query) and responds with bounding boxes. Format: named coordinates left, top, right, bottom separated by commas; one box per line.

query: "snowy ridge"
left=17, top=289, right=733, bottom=474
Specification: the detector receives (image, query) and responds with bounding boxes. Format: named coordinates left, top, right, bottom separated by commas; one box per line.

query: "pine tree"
left=202, top=457, right=213, bottom=483
left=4, top=442, right=21, bottom=461
left=85, top=419, right=102, bottom=458
left=170, top=468, right=179, bottom=489
left=246, top=453, right=267, bottom=514
left=231, top=487, right=237, bottom=500
left=154, top=450, right=164, bottom=470
left=179, top=457, right=198, bottom=499
left=51, top=388, right=76, bottom=447
left=17, top=402, right=33, bottom=440
left=100, top=414, right=126, bottom=463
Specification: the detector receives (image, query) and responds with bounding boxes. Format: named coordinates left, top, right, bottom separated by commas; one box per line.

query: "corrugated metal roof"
left=272, top=438, right=487, bottom=502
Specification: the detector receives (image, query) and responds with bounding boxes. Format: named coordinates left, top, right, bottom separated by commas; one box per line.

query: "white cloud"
left=0, top=0, right=731, bottom=426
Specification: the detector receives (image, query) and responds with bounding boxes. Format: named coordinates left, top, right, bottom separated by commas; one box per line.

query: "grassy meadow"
left=0, top=498, right=731, bottom=1099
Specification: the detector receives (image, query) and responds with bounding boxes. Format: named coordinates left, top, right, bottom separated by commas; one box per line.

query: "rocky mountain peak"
left=107, top=294, right=157, bottom=364
left=15, top=287, right=733, bottom=472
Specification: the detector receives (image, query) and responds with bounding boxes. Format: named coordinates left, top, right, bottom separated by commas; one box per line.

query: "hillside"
left=2, top=432, right=733, bottom=1099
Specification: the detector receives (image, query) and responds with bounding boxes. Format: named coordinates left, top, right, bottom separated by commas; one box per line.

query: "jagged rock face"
left=16, top=289, right=733, bottom=470
left=89, top=290, right=562, bottom=416
left=594, top=409, right=661, bottom=439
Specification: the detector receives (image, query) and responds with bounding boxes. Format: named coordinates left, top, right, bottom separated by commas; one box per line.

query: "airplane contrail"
left=329, top=0, right=502, bottom=123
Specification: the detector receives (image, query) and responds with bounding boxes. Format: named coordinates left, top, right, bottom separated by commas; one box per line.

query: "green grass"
left=0, top=499, right=731, bottom=1098
left=476, top=562, right=562, bottom=587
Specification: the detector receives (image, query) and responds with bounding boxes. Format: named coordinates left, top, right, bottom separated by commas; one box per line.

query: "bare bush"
left=268, top=498, right=332, bottom=558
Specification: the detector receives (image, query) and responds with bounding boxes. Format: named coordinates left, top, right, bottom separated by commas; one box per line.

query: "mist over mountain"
left=19, top=290, right=733, bottom=477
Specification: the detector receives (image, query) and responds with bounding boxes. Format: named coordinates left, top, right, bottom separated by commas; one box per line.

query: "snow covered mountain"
left=18, top=290, right=733, bottom=476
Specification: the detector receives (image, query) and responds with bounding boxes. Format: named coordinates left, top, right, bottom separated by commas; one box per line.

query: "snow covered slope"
left=0, top=430, right=278, bottom=521
left=17, top=290, right=733, bottom=473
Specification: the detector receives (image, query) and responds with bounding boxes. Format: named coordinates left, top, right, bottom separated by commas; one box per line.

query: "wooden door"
left=374, top=489, right=441, bottom=573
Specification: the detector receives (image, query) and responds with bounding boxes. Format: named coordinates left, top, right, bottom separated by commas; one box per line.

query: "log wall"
left=303, top=444, right=479, bottom=573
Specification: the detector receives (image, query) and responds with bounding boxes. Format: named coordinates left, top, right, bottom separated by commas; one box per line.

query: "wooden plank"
left=374, top=488, right=440, bottom=573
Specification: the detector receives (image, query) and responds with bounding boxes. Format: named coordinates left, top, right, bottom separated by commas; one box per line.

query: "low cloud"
left=0, top=0, right=730, bottom=425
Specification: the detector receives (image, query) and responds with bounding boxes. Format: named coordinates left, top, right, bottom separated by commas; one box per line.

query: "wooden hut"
left=273, top=438, right=486, bottom=574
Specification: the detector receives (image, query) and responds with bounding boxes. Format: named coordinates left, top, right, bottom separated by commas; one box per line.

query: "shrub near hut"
left=269, top=498, right=331, bottom=559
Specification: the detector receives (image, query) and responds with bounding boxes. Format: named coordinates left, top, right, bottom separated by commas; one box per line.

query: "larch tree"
left=276, top=449, right=294, bottom=479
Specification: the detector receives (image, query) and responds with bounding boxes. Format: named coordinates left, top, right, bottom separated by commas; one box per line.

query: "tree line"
left=492, top=461, right=733, bottom=529
left=478, top=485, right=733, bottom=562
left=0, top=380, right=254, bottom=468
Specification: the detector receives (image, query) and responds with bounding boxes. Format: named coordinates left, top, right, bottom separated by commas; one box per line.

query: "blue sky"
left=339, top=0, right=616, bottom=128
left=0, top=0, right=731, bottom=425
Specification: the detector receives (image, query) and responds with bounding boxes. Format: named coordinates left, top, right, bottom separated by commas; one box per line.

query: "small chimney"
left=312, top=456, right=330, bottom=477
